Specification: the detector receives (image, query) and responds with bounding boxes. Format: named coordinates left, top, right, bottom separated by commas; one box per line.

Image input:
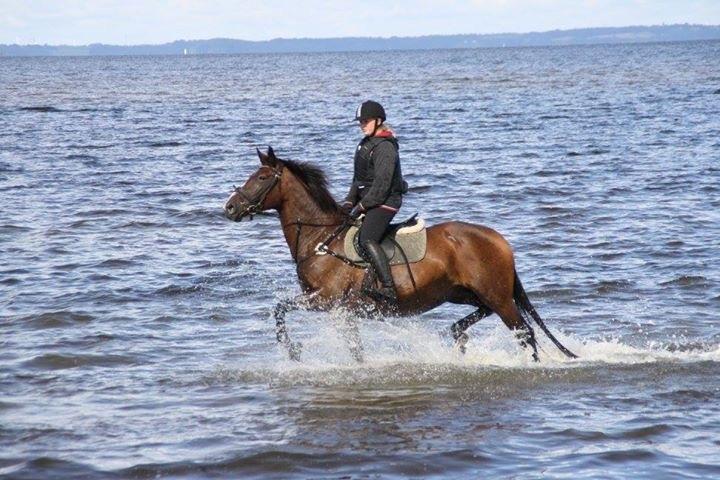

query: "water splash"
left=212, top=310, right=720, bottom=388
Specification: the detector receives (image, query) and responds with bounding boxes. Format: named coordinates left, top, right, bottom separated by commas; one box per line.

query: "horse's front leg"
left=273, top=296, right=307, bottom=361
left=337, top=313, right=364, bottom=363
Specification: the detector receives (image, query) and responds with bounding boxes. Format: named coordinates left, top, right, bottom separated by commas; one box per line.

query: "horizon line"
left=2, top=23, right=719, bottom=48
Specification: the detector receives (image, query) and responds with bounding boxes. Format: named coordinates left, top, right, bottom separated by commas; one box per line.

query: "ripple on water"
left=0, top=401, right=21, bottom=411
left=64, top=153, right=99, bottom=161
left=154, top=283, right=203, bottom=296
left=18, top=106, right=63, bottom=112
left=144, top=140, right=185, bottom=148
left=0, top=224, right=32, bottom=235
left=22, top=353, right=137, bottom=370
left=653, top=388, right=716, bottom=404
left=594, top=279, right=635, bottom=294
left=0, top=458, right=100, bottom=480
left=660, top=275, right=709, bottom=288
left=0, top=161, right=25, bottom=173
left=589, top=448, right=659, bottom=463
left=615, top=424, right=674, bottom=440
left=94, top=258, right=136, bottom=268
left=120, top=448, right=492, bottom=479
left=18, top=311, right=94, bottom=329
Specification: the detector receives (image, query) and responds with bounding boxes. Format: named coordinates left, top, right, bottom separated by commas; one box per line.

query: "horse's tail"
left=513, top=270, right=578, bottom=359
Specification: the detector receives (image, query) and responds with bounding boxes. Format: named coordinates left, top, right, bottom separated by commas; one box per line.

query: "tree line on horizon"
left=1, top=24, right=719, bottom=56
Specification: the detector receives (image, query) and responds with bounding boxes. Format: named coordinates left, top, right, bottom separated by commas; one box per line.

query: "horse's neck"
left=277, top=183, right=341, bottom=262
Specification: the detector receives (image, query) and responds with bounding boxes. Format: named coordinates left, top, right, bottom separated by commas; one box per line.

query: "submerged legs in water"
left=273, top=298, right=304, bottom=361
left=450, top=304, right=539, bottom=361
left=450, top=307, right=492, bottom=354
left=273, top=294, right=366, bottom=363
left=338, top=314, right=364, bottom=363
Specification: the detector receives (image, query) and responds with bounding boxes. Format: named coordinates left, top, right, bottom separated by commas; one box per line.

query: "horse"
left=224, top=146, right=577, bottom=362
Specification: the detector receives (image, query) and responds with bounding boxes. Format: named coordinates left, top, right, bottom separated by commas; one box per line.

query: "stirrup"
left=362, top=285, right=398, bottom=308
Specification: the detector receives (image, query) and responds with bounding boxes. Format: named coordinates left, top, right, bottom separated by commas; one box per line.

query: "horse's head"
left=224, top=146, right=284, bottom=221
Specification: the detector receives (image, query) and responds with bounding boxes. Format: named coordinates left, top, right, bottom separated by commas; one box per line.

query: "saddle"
left=343, top=214, right=427, bottom=266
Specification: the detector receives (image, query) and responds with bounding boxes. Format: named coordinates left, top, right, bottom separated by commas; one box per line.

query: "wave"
left=0, top=161, right=25, bottom=173
left=660, top=275, right=709, bottom=287
left=94, top=258, right=136, bottom=268
left=19, top=310, right=94, bottom=329
left=22, top=352, right=136, bottom=370
left=145, top=141, right=184, bottom=148
left=4, top=448, right=489, bottom=479
left=64, top=153, right=99, bottom=161
left=19, top=106, right=63, bottom=113
left=594, top=279, right=635, bottom=294
left=67, top=143, right=117, bottom=150
left=203, top=319, right=720, bottom=388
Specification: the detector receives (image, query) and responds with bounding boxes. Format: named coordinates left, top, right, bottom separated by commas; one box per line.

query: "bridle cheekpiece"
left=232, top=165, right=283, bottom=220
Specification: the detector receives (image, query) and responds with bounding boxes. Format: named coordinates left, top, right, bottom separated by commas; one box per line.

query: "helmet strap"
left=371, top=119, right=382, bottom=136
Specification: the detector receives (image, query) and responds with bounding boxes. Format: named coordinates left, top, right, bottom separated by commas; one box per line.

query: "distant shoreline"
left=1, top=24, right=719, bottom=57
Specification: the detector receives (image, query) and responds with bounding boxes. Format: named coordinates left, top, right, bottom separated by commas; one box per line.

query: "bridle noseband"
left=232, top=166, right=283, bottom=220
left=229, top=163, right=355, bottom=267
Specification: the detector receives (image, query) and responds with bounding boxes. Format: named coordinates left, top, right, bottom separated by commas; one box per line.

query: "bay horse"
left=224, top=147, right=577, bottom=362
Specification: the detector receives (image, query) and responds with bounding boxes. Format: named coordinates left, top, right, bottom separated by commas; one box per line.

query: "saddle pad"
left=343, top=219, right=427, bottom=266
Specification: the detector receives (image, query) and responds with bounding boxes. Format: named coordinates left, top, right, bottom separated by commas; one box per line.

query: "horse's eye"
left=258, top=175, right=268, bottom=180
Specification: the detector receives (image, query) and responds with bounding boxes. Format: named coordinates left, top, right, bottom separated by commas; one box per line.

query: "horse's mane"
left=281, top=159, right=340, bottom=214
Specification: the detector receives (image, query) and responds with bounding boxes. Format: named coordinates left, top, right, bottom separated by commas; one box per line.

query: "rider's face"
left=359, top=118, right=378, bottom=136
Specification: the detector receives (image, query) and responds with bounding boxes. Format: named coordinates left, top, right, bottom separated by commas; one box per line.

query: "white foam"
left=267, top=309, right=720, bottom=374
left=213, top=308, right=720, bottom=387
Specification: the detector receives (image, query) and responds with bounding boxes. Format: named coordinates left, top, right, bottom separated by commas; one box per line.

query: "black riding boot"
left=360, top=240, right=398, bottom=309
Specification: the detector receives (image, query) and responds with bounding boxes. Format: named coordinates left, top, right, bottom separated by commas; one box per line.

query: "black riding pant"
left=358, top=207, right=396, bottom=251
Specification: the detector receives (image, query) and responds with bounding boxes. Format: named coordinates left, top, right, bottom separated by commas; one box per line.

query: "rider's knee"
left=358, top=238, right=379, bottom=256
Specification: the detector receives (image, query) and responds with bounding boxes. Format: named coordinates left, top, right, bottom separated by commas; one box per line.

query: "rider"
left=342, top=100, right=405, bottom=308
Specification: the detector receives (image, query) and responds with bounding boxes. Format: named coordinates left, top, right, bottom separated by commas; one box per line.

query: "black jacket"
left=345, top=135, right=404, bottom=210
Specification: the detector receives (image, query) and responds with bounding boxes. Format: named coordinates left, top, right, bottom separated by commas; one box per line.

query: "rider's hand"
left=340, top=201, right=353, bottom=215
left=349, top=203, right=364, bottom=220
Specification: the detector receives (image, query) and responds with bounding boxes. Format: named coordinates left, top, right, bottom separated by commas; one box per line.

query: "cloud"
left=0, top=14, right=26, bottom=28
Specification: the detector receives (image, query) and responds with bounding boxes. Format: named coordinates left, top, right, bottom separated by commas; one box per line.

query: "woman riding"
left=342, top=100, right=406, bottom=309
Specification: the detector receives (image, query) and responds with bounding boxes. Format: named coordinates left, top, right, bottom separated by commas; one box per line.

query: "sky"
left=1, top=0, right=719, bottom=46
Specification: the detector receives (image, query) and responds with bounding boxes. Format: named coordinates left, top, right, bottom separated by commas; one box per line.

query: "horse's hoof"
left=454, top=332, right=469, bottom=354
left=288, top=342, right=303, bottom=361
left=351, top=348, right=364, bottom=363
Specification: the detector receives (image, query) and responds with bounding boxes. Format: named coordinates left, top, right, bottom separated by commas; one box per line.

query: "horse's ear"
left=257, top=146, right=275, bottom=167
left=258, top=146, right=278, bottom=167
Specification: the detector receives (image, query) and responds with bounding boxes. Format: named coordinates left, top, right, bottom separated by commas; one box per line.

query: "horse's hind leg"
left=494, top=302, right=540, bottom=361
left=450, top=306, right=492, bottom=354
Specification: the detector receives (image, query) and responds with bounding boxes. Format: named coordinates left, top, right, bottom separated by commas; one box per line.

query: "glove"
left=340, top=201, right=353, bottom=215
left=349, top=203, right=364, bottom=220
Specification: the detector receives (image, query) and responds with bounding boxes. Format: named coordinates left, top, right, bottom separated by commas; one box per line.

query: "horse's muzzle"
left=224, top=203, right=242, bottom=221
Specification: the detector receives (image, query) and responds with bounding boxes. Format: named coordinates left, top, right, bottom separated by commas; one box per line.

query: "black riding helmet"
left=355, top=100, right=386, bottom=122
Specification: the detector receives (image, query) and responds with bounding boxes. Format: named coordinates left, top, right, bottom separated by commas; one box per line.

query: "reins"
left=234, top=164, right=357, bottom=265
left=280, top=218, right=349, bottom=265
left=232, top=160, right=416, bottom=288
left=287, top=218, right=419, bottom=296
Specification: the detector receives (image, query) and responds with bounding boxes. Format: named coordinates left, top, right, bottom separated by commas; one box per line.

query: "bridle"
left=232, top=165, right=283, bottom=220
left=229, top=163, right=359, bottom=267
